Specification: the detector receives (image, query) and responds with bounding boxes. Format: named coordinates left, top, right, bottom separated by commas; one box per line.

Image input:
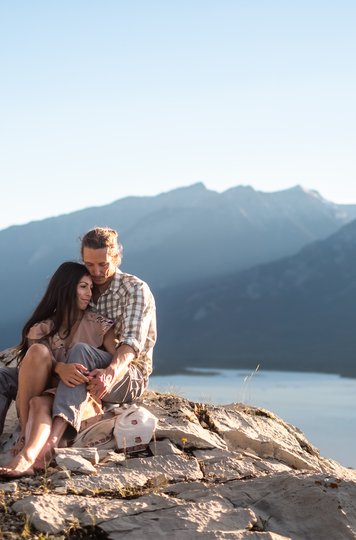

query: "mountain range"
left=0, top=183, right=355, bottom=376
left=155, top=218, right=356, bottom=377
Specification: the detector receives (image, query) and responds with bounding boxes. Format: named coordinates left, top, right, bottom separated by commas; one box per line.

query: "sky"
left=1, top=0, right=355, bottom=230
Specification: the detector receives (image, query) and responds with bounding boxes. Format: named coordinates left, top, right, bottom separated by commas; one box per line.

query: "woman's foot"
left=33, top=441, right=56, bottom=470
left=0, top=454, right=35, bottom=478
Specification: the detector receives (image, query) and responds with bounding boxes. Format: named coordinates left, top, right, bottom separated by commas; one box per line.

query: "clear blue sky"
left=1, top=1, right=355, bottom=230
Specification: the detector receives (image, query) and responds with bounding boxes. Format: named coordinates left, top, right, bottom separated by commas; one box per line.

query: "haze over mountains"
left=157, top=219, right=356, bottom=377
left=1, top=183, right=355, bottom=376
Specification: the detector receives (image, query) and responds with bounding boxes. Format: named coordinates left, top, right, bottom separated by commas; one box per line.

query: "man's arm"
left=88, top=279, right=156, bottom=400
left=87, top=344, right=136, bottom=400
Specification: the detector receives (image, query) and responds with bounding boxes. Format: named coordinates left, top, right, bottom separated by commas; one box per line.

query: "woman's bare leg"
left=34, top=416, right=69, bottom=468
left=0, top=395, right=53, bottom=476
left=15, top=343, right=53, bottom=450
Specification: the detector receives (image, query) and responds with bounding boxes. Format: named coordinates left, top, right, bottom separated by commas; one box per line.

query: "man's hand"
left=87, top=344, right=136, bottom=400
left=55, top=362, right=89, bottom=388
left=87, top=367, right=115, bottom=400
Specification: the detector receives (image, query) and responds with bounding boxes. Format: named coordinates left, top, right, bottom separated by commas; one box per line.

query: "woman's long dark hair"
left=17, top=262, right=91, bottom=360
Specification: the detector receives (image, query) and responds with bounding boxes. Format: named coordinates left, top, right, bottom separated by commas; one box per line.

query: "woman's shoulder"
left=26, top=319, right=54, bottom=340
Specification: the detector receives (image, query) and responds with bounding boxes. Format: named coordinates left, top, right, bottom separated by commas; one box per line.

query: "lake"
left=149, top=368, right=356, bottom=469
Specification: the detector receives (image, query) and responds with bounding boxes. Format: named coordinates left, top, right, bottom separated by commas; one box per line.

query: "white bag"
left=72, top=403, right=158, bottom=453
left=114, top=403, right=158, bottom=452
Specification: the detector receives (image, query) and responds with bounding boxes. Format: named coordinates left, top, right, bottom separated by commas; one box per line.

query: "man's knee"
left=0, top=367, right=18, bottom=435
left=66, top=342, right=92, bottom=363
left=0, top=367, right=18, bottom=397
left=0, top=395, right=11, bottom=435
left=66, top=342, right=111, bottom=368
left=103, top=370, right=146, bottom=405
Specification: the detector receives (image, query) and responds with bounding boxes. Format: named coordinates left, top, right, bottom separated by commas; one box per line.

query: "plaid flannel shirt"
left=89, top=270, right=156, bottom=380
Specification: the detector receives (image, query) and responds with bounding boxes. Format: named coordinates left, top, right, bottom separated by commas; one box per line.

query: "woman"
left=0, top=261, right=116, bottom=477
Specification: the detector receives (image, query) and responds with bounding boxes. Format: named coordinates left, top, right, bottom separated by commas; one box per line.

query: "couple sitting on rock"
left=0, top=227, right=156, bottom=477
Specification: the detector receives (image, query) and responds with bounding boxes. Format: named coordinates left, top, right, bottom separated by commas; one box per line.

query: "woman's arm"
left=102, top=326, right=117, bottom=355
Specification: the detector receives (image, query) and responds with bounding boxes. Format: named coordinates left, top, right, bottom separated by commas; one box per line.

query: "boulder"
left=1, top=391, right=355, bottom=539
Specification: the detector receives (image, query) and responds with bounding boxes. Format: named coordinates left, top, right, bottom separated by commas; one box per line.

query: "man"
left=83, top=226, right=156, bottom=401
left=0, top=226, right=156, bottom=439
left=52, top=226, right=156, bottom=426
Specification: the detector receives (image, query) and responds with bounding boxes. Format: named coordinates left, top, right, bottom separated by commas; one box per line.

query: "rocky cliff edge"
left=0, top=389, right=355, bottom=539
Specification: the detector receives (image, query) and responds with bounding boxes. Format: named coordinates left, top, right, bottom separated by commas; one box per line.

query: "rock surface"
left=1, top=390, right=356, bottom=539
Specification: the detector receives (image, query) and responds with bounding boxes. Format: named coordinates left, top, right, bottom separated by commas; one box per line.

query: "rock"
left=12, top=493, right=177, bottom=534
left=53, top=447, right=100, bottom=464
left=53, top=486, right=68, bottom=495
left=98, top=495, right=259, bottom=539
left=3, top=392, right=356, bottom=539
left=49, top=469, right=72, bottom=481
left=122, top=454, right=203, bottom=481
left=48, top=469, right=72, bottom=490
left=59, top=454, right=202, bottom=495
left=0, top=481, right=18, bottom=493
left=203, top=403, right=321, bottom=470
left=100, top=450, right=127, bottom=464
left=97, top=447, right=121, bottom=462
left=149, top=437, right=183, bottom=456
left=60, top=465, right=150, bottom=495
left=140, top=393, right=228, bottom=450
left=54, top=453, right=97, bottom=474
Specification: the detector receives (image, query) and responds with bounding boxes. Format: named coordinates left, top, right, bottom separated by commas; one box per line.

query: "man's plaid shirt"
left=89, top=270, right=156, bottom=380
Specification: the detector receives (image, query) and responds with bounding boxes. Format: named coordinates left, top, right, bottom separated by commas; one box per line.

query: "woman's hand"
left=55, top=362, right=90, bottom=387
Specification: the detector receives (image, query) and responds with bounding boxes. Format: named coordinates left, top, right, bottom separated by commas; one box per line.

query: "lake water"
left=150, top=368, right=356, bottom=469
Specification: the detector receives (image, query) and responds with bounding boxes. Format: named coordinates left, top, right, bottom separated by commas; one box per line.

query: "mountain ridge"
left=155, top=218, right=356, bottom=377
left=1, top=182, right=355, bottom=375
